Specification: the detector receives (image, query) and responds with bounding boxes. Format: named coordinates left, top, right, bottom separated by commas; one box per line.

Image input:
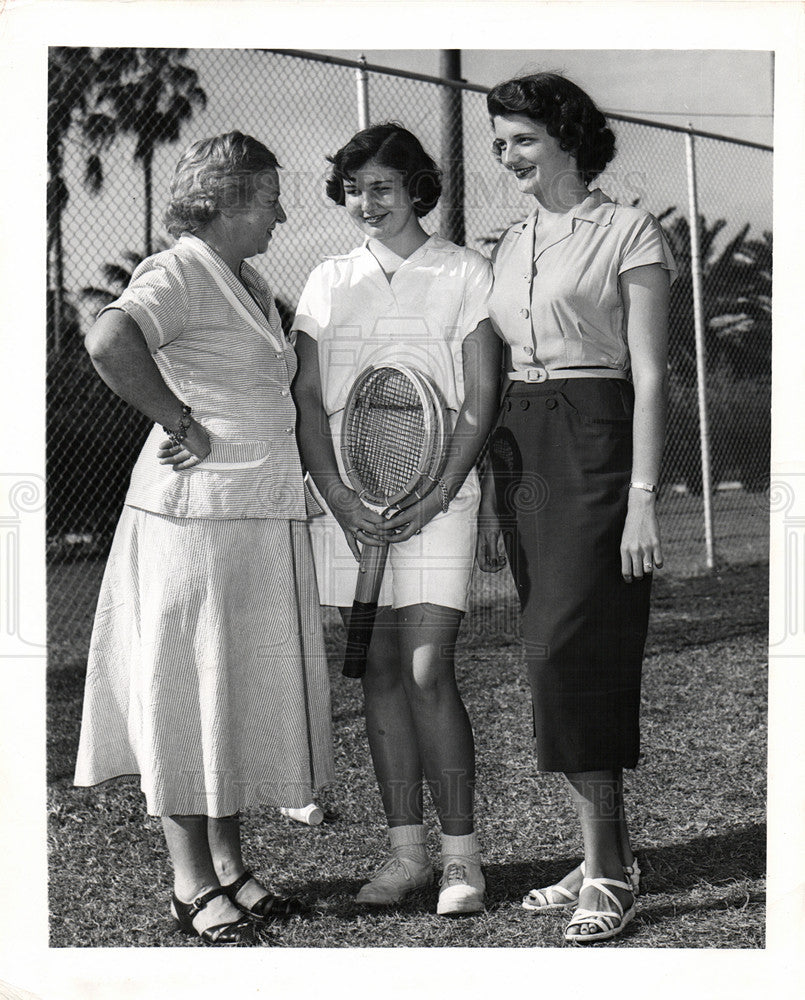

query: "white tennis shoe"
left=356, top=854, right=433, bottom=905
left=437, top=858, right=486, bottom=915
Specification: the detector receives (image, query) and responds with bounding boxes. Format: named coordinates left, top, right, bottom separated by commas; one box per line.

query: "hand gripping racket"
left=340, top=364, right=449, bottom=678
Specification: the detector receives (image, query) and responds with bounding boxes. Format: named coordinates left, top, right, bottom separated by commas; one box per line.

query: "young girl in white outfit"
left=293, top=124, right=500, bottom=915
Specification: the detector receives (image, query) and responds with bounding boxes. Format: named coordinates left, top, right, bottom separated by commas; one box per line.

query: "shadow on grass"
left=478, top=821, right=765, bottom=903
left=249, top=822, right=767, bottom=920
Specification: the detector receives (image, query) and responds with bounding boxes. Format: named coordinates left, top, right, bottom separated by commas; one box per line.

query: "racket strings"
left=345, top=370, right=429, bottom=504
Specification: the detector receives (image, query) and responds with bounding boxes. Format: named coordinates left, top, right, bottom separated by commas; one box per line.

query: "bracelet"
left=163, top=404, right=192, bottom=446
left=629, top=480, right=657, bottom=494
left=438, top=478, right=451, bottom=513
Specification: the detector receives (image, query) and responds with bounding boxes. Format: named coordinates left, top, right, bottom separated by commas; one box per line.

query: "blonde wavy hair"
left=164, top=131, right=280, bottom=238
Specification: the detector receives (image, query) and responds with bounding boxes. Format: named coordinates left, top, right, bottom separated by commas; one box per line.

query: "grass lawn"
left=47, top=557, right=767, bottom=948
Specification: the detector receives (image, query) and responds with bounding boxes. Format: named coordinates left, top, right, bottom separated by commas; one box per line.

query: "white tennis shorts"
left=307, top=469, right=480, bottom=611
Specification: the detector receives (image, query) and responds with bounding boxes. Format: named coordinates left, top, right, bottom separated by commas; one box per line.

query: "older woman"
left=477, top=75, right=676, bottom=943
left=74, top=132, right=334, bottom=945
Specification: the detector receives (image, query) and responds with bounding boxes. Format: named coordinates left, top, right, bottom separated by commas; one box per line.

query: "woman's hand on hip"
left=327, top=483, right=389, bottom=560
left=620, top=494, right=663, bottom=581
left=157, top=420, right=212, bottom=470
left=476, top=510, right=507, bottom=573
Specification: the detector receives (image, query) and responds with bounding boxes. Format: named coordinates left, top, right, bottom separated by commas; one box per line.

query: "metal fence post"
left=685, top=128, right=715, bottom=570
left=356, top=55, right=370, bottom=129
left=439, top=49, right=465, bottom=246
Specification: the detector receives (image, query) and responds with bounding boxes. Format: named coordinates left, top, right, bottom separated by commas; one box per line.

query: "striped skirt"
left=74, top=507, right=335, bottom=816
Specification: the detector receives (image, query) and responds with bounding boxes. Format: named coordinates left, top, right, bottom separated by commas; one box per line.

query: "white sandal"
left=522, top=862, right=585, bottom=911
left=564, top=875, right=635, bottom=944
left=522, top=856, right=640, bottom=912
left=624, top=856, right=641, bottom=896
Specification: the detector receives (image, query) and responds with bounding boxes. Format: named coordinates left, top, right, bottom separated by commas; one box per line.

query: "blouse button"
left=281, top=389, right=290, bottom=397
left=520, top=308, right=530, bottom=318
left=522, top=274, right=530, bottom=281
left=524, top=346, right=534, bottom=356
left=275, top=353, right=283, bottom=360
left=285, top=426, right=294, bottom=434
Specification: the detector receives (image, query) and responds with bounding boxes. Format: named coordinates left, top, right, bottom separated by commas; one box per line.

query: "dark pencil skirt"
left=489, top=378, right=652, bottom=772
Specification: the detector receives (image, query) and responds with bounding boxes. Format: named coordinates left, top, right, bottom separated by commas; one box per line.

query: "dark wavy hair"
left=325, top=123, right=441, bottom=217
left=164, top=132, right=280, bottom=238
left=486, top=73, right=615, bottom=183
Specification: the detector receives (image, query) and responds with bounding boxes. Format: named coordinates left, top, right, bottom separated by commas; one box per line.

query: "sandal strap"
left=187, top=886, right=227, bottom=919
left=224, top=868, right=255, bottom=899
left=567, top=907, right=620, bottom=933
left=526, top=883, right=578, bottom=906
left=579, top=876, right=631, bottom=916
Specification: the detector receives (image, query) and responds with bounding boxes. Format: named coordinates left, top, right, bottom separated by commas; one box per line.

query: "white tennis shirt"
left=293, top=234, right=493, bottom=418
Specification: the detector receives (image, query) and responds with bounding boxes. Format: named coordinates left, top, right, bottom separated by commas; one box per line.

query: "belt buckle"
left=525, top=367, right=548, bottom=383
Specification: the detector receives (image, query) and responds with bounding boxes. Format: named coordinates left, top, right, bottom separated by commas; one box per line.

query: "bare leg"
left=563, top=771, right=634, bottom=939
left=345, top=606, right=424, bottom=827
left=208, top=813, right=269, bottom=910
left=537, top=767, right=634, bottom=900
left=396, top=603, right=474, bottom=836
left=161, top=815, right=243, bottom=932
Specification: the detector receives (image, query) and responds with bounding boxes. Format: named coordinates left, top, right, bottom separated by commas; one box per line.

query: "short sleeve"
left=101, top=254, right=191, bottom=352
left=618, top=214, right=678, bottom=286
left=293, top=265, right=331, bottom=341
left=460, top=252, right=494, bottom=337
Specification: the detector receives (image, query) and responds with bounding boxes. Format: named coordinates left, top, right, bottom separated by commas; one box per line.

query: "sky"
left=313, top=48, right=774, bottom=146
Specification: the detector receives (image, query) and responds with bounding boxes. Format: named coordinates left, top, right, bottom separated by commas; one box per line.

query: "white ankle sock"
left=389, top=824, right=428, bottom=858
left=441, top=831, right=481, bottom=861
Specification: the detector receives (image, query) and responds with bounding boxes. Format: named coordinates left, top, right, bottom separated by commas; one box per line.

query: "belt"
left=507, top=367, right=629, bottom=383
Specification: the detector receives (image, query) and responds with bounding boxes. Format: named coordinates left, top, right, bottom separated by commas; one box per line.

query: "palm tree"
left=47, top=47, right=116, bottom=352
left=80, top=245, right=295, bottom=338
left=92, top=48, right=207, bottom=255
left=658, top=210, right=772, bottom=384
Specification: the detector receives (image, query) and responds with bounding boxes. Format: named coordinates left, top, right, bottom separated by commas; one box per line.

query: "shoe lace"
left=441, top=861, right=467, bottom=886
left=372, top=856, right=413, bottom=883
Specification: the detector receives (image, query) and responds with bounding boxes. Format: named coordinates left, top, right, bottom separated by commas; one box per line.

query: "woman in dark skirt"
left=477, top=73, right=676, bottom=943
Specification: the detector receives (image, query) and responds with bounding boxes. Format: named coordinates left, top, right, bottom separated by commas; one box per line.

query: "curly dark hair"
left=486, top=73, right=615, bottom=183
left=325, top=123, right=441, bottom=217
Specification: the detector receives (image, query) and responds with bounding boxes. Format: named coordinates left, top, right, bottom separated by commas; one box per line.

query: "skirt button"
left=545, top=398, right=558, bottom=410
left=520, top=399, right=530, bottom=411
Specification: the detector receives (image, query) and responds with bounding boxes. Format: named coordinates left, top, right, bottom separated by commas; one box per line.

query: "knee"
left=401, top=654, right=456, bottom=703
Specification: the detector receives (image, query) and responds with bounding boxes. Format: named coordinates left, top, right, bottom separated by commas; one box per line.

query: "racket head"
left=405, top=369, right=450, bottom=500
left=340, top=364, right=435, bottom=508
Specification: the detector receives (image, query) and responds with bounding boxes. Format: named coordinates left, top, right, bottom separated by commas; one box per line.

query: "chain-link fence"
left=46, top=47, right=772, bottom=655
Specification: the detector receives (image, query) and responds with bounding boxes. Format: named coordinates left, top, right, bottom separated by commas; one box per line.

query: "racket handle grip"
left=343, top=600, right=379, bottom=678
left=343, top=543, right=389, bottom=679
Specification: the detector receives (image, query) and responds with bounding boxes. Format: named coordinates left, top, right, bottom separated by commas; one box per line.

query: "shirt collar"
left=519, top=188, right=616, bottom=230
left=571, top=188, right=617, bottom=227
left=362, top=232, right=460, bottom=258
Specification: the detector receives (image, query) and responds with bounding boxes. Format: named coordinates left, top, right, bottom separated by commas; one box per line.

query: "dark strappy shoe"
left=171, top=887, right=258, bottom=945
left=223, top=868, right=308, bottom=921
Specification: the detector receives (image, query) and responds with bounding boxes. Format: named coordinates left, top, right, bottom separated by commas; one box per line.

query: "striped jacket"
left=103, top=235, right=313, bottom=519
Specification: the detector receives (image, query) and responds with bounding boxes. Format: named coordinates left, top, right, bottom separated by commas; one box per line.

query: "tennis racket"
left=340, top=364, right=449, bottom=678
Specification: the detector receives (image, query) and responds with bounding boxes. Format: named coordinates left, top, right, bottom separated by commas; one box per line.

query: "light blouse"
left=293, top=234, right=493, bottom=417
left=488, top=188, right=677, bottom=374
